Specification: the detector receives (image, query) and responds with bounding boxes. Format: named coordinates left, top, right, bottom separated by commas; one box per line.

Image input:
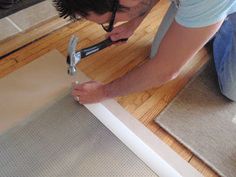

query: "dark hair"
left=53, top=0, right=127, bottom=20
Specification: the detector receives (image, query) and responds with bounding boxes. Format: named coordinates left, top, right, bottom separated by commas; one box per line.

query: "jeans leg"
left=213, top=13, right=236, bottom=101
left=150, top=2, right=177, bottom=59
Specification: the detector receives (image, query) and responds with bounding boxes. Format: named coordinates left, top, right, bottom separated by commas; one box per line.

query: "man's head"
left=53, top=0, right=127, bottom=20
left=53, top=0, right=155, bottom=36
left=53, top=0, right=148, bottom=26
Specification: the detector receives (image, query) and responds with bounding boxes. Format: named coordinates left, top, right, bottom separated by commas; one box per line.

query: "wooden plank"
left=117, top=89, right=156, bottom=113
left=0, top=59, right=17, bottom=71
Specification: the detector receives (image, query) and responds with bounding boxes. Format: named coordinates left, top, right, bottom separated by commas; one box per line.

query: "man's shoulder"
left=175, top=0, right=236, bottom=28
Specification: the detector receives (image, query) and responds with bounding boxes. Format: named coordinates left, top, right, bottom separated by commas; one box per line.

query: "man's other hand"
left=106, top=20, right=137, bottom=45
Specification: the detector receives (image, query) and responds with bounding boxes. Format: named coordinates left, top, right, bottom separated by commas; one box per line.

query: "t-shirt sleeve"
left=175, top=0, right=236, bottom=28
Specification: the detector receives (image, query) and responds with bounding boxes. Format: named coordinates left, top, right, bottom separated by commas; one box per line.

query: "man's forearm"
left=104, top=18, right=223, bottom=99
left=104, top=58, right=176, bottom=98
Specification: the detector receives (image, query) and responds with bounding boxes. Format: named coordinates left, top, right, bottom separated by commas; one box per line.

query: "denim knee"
left=213, top=13, right=236, bottom=102
left=221, top=85, right=236, bottom=102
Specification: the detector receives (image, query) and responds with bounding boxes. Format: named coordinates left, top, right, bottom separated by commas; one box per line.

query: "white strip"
left=87, top=103, right=181, bottom=177
left=76, top=70, right=203, bottom=177
left=6, top=17, right=23, bottom=32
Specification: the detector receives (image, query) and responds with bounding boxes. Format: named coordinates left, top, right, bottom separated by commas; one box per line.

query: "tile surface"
left=8, top=0, right=58, bottom=31
left=0, top=18, right=20, bottom=41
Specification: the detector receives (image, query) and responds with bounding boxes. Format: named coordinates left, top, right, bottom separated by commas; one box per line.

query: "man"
left=54, top=0, right=236, bottom=104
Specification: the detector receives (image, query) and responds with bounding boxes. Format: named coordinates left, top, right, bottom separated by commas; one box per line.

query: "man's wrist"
left=103, top=83, right=113, bottom=99
left=129, top=15, right=145, bottom=31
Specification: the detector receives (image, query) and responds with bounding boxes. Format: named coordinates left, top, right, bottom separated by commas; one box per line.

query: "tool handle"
left=80, top=38, right=128, bottom=58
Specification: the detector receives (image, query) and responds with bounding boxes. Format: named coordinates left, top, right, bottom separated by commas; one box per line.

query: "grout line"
left=6, top=17, right=23, bottom=32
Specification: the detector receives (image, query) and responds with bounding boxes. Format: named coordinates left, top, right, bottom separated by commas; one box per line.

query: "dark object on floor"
left=0, top=0, right=45, bottom=19
left=0, top=0, right=20, bottom=9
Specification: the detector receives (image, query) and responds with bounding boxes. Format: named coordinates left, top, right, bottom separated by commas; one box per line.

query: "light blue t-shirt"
left=171, top=0, right=236, bottom=27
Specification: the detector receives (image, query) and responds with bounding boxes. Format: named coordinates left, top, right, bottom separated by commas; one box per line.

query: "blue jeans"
left=150, top=3, right=236, bottom=101
left=213, top=13, right=236, bottom=101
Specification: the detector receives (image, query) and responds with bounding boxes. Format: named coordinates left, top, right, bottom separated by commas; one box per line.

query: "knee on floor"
left=221, top=86, right=236, bottom=102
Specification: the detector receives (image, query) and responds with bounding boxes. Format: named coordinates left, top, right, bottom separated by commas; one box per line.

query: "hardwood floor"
left=0, top=0, right=219, bottom=176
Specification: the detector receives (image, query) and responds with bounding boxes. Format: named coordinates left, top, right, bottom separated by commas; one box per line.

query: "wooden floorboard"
left=0, top=0, right=219, bottom=176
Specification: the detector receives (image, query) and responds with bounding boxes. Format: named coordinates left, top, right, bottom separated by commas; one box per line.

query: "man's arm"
left=72, top=20, right=224, bottom=104
left=104, top=20, right=224, bottom=97
left=108, top=0, right=159, bottom=42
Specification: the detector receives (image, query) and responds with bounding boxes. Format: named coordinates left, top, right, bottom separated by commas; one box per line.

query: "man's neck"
left=127, top=0, right=159, bottom=19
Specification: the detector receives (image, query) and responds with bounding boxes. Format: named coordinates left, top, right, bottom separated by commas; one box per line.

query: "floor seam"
left=6, top=17, right=22, bottom=32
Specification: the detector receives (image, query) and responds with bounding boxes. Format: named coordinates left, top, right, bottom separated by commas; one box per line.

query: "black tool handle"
left=80, top=38, right=128, bottom=58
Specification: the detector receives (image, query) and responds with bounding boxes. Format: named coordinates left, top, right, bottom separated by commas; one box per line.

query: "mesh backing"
left=0, top=94, right=157, bottom=177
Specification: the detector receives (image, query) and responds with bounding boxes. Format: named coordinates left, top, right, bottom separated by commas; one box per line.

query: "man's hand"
left=106, top=20, right=136, bottom=45
left=71, top=81, right=108, bottom=104
left=106, top=15, right=145, bottom=45
left=106, top=0, right=159, bottom=45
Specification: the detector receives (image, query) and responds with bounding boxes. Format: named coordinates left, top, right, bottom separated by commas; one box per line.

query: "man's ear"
left=119, top=0, right=141, bottom=7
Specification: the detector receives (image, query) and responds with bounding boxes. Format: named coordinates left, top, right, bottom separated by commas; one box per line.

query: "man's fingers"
left=73, top=96, right=88, bottom=104
left=105, top=24, right=126, bottom=40
left=73, top=84, right=86, bottom=91
left=114, top=41, right=127, bottom=46
left=74, top=96, right=80, bottom=102
left=110, top=34, right=123, bottom=42
left=108, top=25, right=123, bottom=34
left=72, top=81, right=80, bottom=89
left=72, top=89, right=84, bottom=96
left=72, top=81, right=79, bottom=85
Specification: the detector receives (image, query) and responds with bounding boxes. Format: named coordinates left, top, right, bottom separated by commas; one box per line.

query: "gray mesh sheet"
left=0, top=94, right=157, bottom=177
